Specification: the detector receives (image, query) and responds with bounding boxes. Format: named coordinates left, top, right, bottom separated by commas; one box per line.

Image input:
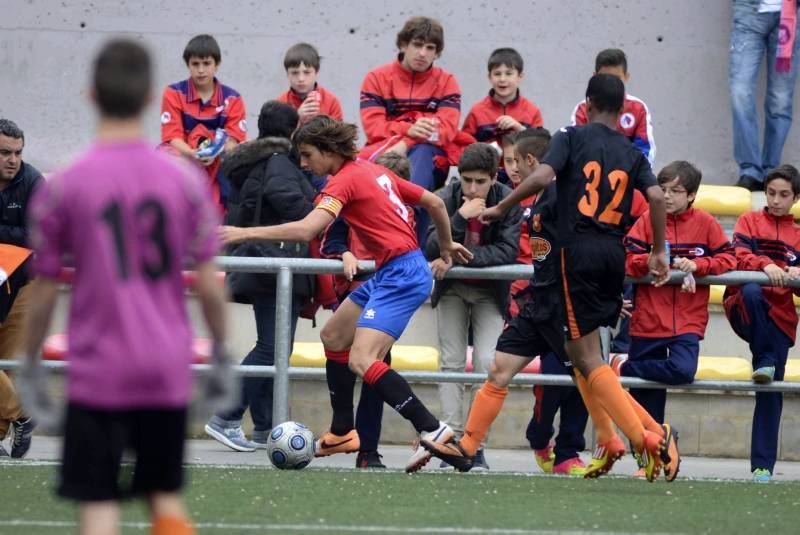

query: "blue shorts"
left=347, top=250, right=432, bottom=340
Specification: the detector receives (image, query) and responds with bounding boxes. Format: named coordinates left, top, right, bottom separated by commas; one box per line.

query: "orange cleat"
left=314, top=429, right=360, bottom=457
left=584, top=434, right=626, bottom=479
left=661, top=423, right=681, bottom=482
left=639, top=430, right=665, bottom=482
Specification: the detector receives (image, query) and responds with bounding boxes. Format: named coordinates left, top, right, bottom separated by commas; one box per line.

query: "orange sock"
left=624, top=390, right=664, bottom=437
left=573, top=369, right=615, bottom=444
left=460, top=381, right=508, bottom=456
left=152, top=516, right=195, bottom=535
left=587, top=365, right=645, bottom=450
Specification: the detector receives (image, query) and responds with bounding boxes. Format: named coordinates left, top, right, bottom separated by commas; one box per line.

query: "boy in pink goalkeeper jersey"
left=20, top=40, right=233, bottom=535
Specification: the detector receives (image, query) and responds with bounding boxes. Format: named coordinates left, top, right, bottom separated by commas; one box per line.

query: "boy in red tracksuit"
left=622, top=161, right=736, bottom=432
left=462, top=48, right=543, bottom=185
left=276, top=42, right=343, bottom=123
left=722, top=165, right=800, bottom=482
left=359, top=16, right=464, bottom=245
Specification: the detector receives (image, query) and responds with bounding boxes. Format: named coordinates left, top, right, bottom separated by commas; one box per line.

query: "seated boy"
left=723, top=165, right=800, bottom=482
left=277, top=42, right=343, bottom=123
left=621, top=161, right=735, bottom=474
left=359, top=16, right=465, bottom=245
left=160, top=34, right=247, bottom=207
left=424, top=142, right=521, bottom=470
left=462, top=48, right=543, bottom=185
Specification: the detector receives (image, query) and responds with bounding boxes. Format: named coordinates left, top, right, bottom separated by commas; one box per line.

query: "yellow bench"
left=290, top=342, right=439, bottom=371
left=693, top=185, right=751, bottom=217
left=696, top=356, right=800, bottom=382
left=708, top=284, right=800, bottom=306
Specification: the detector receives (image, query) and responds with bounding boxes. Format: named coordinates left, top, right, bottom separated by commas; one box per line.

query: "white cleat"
left=405, top=422, right=454, bottom=473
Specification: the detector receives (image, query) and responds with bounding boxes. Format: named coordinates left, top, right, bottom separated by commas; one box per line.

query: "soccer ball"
left=266, top=421, right=315, bottom=470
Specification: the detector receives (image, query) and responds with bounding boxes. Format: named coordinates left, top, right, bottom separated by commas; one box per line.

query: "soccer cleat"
left=584, top=434, right=626, bottom=479
left=533, top=443, right=556, bottom=474
left=553, top=457, right=587, bottom=476
left=609, top=354, right=629, bottom=376
left=638, top=430, right=665, bottom=483
left=471, top=449, right=490, bottom=472
left=752, top=468, right=772, bottom=483
left=419, top=436, right=473, bottom=473
left=204, top=420, right=257, bottom=452
left=10, top=417, right=35, bottom=459
left=661, top=423, right=681, bottom=482
left=752, top=366, right=775, bottom=384
left=314, top=429, right=360, bottom=457
left=407, top=422, right=455, bottom=473
left=356, top=450, right=386, bottom=469
left=195, top=129, right=229, bottom=159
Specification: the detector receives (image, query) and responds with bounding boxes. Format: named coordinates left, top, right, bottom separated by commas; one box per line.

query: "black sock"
left=370, top=369, right=438, bottom=433
left=325, top=360, right=357, bottom=435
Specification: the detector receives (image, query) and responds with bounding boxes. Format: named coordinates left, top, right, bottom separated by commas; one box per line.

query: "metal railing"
left=2, top=257, right=799, bottom=425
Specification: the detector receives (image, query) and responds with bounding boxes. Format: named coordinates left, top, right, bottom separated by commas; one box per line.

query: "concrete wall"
left=2, top=0, right=799, bottom=181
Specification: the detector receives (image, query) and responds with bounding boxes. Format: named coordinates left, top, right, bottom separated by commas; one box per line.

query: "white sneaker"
left=405, top=422, right=454, bottom=473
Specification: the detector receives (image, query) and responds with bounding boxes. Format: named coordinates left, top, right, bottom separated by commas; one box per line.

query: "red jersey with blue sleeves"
left=724, top=208, right=800, bottom=343
left=461, top=90, right=543, bottom=146
left=570, top=94, right=655, bottom=165
left=360, top=60, right=461, bottom=149
left=316, top=159, right=423, bottom=268
left=625, top=207, right=736, bottom=338
left=161, top=78, right=247, bottom=145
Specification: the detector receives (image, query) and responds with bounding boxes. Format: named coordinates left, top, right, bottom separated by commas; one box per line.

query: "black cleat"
left=420, top=437, right=474, bottom=472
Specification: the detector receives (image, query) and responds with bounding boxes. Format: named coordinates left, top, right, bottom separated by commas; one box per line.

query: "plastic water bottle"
left=428, top=117, right=440, bottom=142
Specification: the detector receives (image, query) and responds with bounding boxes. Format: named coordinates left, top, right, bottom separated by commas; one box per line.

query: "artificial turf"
left=1, top=464, right=798, bottom=534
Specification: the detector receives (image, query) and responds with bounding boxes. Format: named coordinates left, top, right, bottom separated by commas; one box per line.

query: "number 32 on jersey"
left=577, top=161, right=629, bottom=226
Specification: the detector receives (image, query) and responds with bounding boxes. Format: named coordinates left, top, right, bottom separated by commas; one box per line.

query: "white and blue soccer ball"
left=266, top=421, right=315, bottom=470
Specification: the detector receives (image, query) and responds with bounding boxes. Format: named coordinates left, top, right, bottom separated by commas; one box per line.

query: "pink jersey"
left=316, top=159, right=423, bottom=268
left=29, top=140, right=219, bottom=410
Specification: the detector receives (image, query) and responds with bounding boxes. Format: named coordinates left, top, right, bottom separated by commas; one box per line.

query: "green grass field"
left=1, top=463, right=799, bottom=534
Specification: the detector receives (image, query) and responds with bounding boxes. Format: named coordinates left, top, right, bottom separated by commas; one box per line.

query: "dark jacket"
left=223, top=137, right=316, bottom=298
left=425, top=181, right=520, bottom=315
left=1, top=161, right=43, bottom=322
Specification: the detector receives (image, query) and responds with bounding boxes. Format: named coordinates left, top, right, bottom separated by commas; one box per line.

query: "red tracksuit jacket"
left=461, top=90, right=543, bottom=147
left=276, top=84, right=343, bottom=121
left=359, top=59, right=462, bottom=160
left=625, top=207, right=736, bottom=338
left=724, top=208, right=800, bottom=344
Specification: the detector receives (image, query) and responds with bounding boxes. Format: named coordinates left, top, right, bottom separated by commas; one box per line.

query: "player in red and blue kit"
left=221, top=115, right=473, bottom=473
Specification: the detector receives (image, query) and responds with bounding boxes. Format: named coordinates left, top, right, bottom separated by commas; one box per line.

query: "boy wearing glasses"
left=619, top=161, right=735, bottom=457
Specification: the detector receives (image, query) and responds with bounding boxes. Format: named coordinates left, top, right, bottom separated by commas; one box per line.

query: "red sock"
left=324, top=347, right=350, bottom=364
left=363, top=360, right=390, bottom=385
left=460, top=381, right=508, bottom=456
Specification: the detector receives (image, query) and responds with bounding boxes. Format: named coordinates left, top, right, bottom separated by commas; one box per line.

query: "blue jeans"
left=408, top=143, right=445, bottom=246
left=726, top=283, right=791, bottom=472
left=730, top=0, right=800, bottom=181
left=219, top=293, right=302, bottom=432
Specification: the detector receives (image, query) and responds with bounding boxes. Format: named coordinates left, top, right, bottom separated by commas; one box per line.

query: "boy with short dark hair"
left=621, top=161, right=735, bottom=475
left=425, top=142, right=521, bottom=470
left=570, top=48, right=655, bottom=165
left=161, top=34, right=247, bottom=207
left=462, top=47, right=543, bottom=184
left=277, top=42, right=343, bottom=123
left=22, top=38, right=233, bottom=535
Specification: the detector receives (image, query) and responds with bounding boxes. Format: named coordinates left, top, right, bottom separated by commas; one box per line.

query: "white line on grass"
left=0, top=520, right=680, bottom=534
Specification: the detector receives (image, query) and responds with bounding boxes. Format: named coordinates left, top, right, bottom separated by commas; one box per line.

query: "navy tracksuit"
left=726, top=282, right=791, bottom=472
left=525, top=353, right=588, bottom=464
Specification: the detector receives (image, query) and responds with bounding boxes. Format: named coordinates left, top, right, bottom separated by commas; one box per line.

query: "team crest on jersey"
left=619, top=112, right=635, bottom=129
left=160, top=111, right=171, bottom=124
left=239, top=119, right=247, bottom=132
left=787, top=251, right=797, bottom=262
left=530, top=237, right=552, bottom=261
left=531, top=213, right=542, bottom=232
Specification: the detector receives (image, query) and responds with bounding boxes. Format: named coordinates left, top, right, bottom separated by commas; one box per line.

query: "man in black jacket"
left=0, top=119, right=42, bottom=458
left=425, top=142, right=520, bottom=470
